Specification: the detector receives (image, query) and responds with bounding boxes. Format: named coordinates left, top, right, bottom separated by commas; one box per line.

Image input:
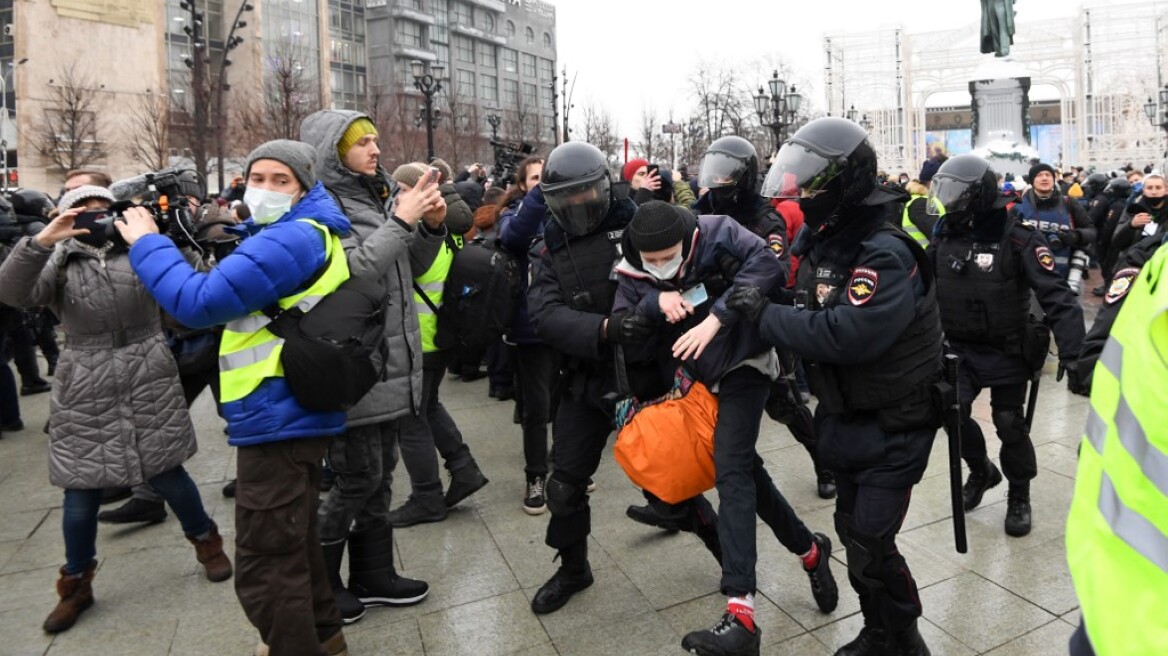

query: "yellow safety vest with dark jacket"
left=901, top=194, right=943, bottom=247
left=1066, top=245, right=1168, bottom=656
left=219, top=220, right=349, bottom=403
left=413, top=234, right=461, bottom=353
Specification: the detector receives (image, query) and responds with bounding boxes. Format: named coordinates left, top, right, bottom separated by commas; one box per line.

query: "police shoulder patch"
left=1035, top=245, right=1055, bottom=272
left=768, top=234, right=785, bottom=256
left=1105, top=268, right=1140, bottom=305
left=847, top=266, right=879, bottom=306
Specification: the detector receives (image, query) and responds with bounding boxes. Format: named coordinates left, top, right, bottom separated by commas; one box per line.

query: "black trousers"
left=544, top=394, right=611, bottom=550
left=511, top=343, right=558, bottom=479
left=958, top=369, right=1036, bottom=485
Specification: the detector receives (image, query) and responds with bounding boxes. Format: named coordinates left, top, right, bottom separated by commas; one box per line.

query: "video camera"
left=88, top=168, right=206, bottom=250
left=489, top=139, right=535, bottom=187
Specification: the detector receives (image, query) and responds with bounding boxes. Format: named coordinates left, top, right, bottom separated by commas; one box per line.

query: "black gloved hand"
left=726, top=285, right=768, bottom=325
left=1047, top=232, right=1065, bottom=250
left=604, top=311, right=654, bottom=344
left=1058, top=360, right=1089, bottom=397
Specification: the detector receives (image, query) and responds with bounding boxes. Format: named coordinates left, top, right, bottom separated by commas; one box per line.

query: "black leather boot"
left=530, top=541, right=593, bottom=614
left=347, top=525, right=429, bottom=607
left=1005, top=483, right=1032, bottom=537
left=321, top=541, right=366, bottom=624
left=962, top=457, right=1002, bottom=510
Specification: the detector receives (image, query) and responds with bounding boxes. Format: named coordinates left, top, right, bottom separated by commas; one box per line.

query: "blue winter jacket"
left=497, top=186, right=548, bottom=345
left=129, top=182, right=352, bottom=447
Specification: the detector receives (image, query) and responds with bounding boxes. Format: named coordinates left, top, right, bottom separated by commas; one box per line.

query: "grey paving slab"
left=0, top=364, right=1105, bottom=655
left=983, top=618, right=1076, bottom=656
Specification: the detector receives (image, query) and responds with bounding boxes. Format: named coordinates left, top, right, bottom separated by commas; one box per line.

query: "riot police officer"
left=727, top=117, right=940, bottom=656
left=526, top=142, right=716, bottom=615
left=695, top=135, right=835, bottom=499
left=926, top=155, right=1086, bottom=538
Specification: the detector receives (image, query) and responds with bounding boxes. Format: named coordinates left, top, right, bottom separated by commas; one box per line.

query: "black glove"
left=1047, top=232, right=1065, bottom=250
left=604, top=311, right=654, bottom=344
left=1058, top=360, right=1089, bottom=397
left=726, top=285, right=768, bottom=325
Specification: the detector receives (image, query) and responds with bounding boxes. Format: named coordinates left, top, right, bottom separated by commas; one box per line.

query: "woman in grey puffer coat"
left=0, top=186, right=232, bottom=635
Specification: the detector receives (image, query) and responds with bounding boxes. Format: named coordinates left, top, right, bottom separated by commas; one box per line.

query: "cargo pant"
left=317, top=421, right=398, bottom=543
left=235, top=437, right=341, bottom=656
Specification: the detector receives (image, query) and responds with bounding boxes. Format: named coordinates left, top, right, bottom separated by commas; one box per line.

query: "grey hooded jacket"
left=300, top=109, right=445, bottom=425
left=0, top=238, right=197, bottom=489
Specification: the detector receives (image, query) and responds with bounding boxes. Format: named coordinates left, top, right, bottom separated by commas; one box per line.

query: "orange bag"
left=613, top=381, right=719, bottom=504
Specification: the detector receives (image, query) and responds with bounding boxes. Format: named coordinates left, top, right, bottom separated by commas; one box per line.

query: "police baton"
left=942, top=353, right=968, bottom=554
left=1024, top=368, right=1041, bottom=433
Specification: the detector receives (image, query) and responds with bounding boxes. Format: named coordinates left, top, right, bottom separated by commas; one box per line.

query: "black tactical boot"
left=962, top=457, right=1002, bottom=510
left=387, top=494, right=448, bottom=528
left=1005, top=483, right=1032, bottom=537
left=804, top=533, right=839, bottom=613
left=347, top=525, right=429, bottom=607
left=530, top=541, right=593, bottom=615
left=834, top=625, right=889, bottom=656
left=321, top=540, right=366, bottom=624
left=97, top=498, right=168, bottom=525
left=625, top=504, right=683, bottom=532
left=445, top=462, right=489, bottom=508
left=681, top=612, right=761, bottom=656
left=887, top=620, right=932, bottom=656
left=816, top=467, right=838, bottom=499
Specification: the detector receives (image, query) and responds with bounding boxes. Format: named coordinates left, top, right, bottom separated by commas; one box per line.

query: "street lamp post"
left=487, top=112, right=501, bottom=141
left=214, top=1, right=254, bottom=194
left=1, top=59, right=28, bottom=191
left=411, top=59, right=444, bottom=162
left=753, top=70, right=804, bottom=152
left=1143, top=84, right=1168, bottom=156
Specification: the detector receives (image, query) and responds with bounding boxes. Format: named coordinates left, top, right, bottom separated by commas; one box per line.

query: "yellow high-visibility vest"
left=901, top=194, right=942, bottom=247
left=413, top=235, right=460, bottom=353
left=218, top=219, right=349, bottom=403
left=1066, top=244, right=1168, bottom=655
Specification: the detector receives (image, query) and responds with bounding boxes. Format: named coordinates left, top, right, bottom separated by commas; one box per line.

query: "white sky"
left=550, top=0, right=1089, bottom=139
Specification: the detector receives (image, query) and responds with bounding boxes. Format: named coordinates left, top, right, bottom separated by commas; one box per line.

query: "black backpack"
left=262, top=248, right=388, bottom=413
left=424, top=235, right=520, bottom=360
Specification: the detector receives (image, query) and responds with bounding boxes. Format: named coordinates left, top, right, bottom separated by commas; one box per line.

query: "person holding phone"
left=0, top=185, right=232, bottom=635
left=612, top=201, right=838, bottom=656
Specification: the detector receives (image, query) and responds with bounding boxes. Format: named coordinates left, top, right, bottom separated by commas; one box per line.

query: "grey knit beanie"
left=391, top=162, right=430, bottom=189
left=245, top=140, right=317, bottom=191
left=57, top=185, right=116, bottom=214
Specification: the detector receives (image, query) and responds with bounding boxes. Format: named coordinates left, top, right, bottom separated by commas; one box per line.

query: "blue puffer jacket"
left=129, top=182, right=352, bottom=447
left=497, top=186, right=548, bottom=345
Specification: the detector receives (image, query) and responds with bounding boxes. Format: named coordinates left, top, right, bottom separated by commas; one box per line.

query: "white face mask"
left=643, top=253, right=682, bottom=280
left=244, top=187, right=296, bottom=225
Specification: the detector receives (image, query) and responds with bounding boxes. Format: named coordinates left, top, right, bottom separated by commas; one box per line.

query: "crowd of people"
left=0, top=106, right=1163, bottom=656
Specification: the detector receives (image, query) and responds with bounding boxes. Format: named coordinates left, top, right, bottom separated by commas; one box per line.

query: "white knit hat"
left=57, top=184, right=116, bottom=214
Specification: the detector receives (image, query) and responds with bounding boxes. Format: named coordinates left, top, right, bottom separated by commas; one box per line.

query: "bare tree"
left=437, top=85, right=484, bottom=169
left=261, top=41, right=323, bottom=141
left=578, top=102, right=620, bottom=167
left=34, top=65, right=106, bottom=176
left=123, top=90, right=171, bottom=172
left=637, top=106, right=659, bottom=162
left=367, top=79, right=425, bottom=170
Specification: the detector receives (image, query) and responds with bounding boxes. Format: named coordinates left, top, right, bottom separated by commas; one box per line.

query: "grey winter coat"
left=300, top=109, right=446, bottom=425
left=0, top=238, right=197, bottom=489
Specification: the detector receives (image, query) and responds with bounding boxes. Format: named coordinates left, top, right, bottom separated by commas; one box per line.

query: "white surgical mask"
left=644, top=253, right=682, bottom=280
left=244, top=187, right=295, bottom=225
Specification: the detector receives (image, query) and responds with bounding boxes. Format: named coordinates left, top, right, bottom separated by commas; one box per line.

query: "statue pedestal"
left=969, top=76, right=1031, bottom=148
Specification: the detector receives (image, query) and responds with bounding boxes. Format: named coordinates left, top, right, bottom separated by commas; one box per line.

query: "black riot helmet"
left=1082, top=172, right=1109, bottom=198
left=1103, top=177, right=1132, bottom=200
left=541, top=142, right=613, bottom=236
left=8, top=189, right=55, bottom=220
left=926, top=155, right=1009, bottom=219
left=698, top=136, right=760, bottom=196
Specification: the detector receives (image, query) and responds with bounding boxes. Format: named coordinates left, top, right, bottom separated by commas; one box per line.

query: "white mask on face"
left=244, top=187, right=296, bottom=225
left=644, top=252, right=683, bottom=280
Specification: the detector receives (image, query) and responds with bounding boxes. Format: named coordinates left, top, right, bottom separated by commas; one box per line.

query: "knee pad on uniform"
left=991, top=408, right=1028, bottom=445
left=545, top=474, right=588, bottom=517
left=845, top=526, right=892, bottom=591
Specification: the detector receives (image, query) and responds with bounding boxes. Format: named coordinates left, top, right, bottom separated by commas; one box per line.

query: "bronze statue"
left=981, top=0, right=1016, bottom=57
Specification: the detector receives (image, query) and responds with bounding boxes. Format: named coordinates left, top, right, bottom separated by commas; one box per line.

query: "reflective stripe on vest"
left=900, top=195, right=940, bottom=248
left=413, top=239, right=455, bottom=352
left=217, top=219, right=350, bottom=404
left=1066, top=245, right=1168, bottom=656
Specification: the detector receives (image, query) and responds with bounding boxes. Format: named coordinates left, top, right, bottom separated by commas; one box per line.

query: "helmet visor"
left=544, top=177, right=611, bottom=236
left=760, top=145, right=846, bottom=199
left=697, top=152, right=747, bottom=189
left=926, top=175, right=977, bottom=216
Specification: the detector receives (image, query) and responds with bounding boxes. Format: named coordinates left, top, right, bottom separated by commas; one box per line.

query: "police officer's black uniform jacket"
left=928, top=210, right=1085, bottom=385
left=527, top=198, right=637, bottom=403
left=694, top=192, right=790, bottom=267
left=755, top=207, right=943, bottom=483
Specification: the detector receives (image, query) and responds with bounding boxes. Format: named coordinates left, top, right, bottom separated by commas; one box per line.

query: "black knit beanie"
left=1028, top=163, right=1056, bottom=185
left=628, top=200, right=687, bottom=252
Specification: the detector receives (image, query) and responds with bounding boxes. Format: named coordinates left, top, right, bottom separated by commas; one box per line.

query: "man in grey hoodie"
left=300, top=110, right=447, bottom=624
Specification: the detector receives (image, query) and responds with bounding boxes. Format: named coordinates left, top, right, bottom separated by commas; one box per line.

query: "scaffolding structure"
left=824, top=0, right=1168, bottom=173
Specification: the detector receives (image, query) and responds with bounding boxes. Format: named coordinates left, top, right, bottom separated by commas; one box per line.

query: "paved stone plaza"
left=0, top=300, right=1101, bottom=655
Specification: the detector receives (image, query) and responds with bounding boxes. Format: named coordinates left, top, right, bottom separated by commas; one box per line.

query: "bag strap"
left=413, top=280, right=442, bottom=316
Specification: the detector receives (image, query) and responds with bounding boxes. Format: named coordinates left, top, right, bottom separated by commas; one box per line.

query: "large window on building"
left=454, top=35, right=475, bottom=63
left=543, top=32, right=552, bottom=48
left=523, top=83, right=537, bottom=108
left=525, top=26, right=534, bottom=44
left=505, top=20, right=515, bottom=37
left=521, top=53, right=536, bottom=78
left=538, top=58, right=554, bottom=81
left=433, top=43, right=450, bottom=69
left=431, top=0, right=449, bottom=44
left=502, top=48, right=517, bottom=73
left=452, top=1, right=472, bottom=26
left=480, top=74, right=498, bottom=102
left=396, top=19, right=423, bottom=48
left=478, top=42, right=496, bottom=68
left=482, top=12, right=496, bottom=33
left=457, top=69, right=476, bottom=99
left=503, top=78, right=519, bottom=108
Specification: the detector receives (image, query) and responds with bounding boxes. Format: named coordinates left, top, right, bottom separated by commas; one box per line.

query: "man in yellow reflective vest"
left=1067, top=242, right=1168, bottom=656
left=901, top=179, right=942, bottom=247
left=386, top=162, right=490, bottom=528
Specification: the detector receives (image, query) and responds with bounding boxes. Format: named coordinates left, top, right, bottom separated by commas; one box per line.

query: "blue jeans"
left=62, top=465, right=211, bottom=574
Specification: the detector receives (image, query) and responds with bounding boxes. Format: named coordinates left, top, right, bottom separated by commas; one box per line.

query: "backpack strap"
left=413, top=280, right=442, bottom=316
